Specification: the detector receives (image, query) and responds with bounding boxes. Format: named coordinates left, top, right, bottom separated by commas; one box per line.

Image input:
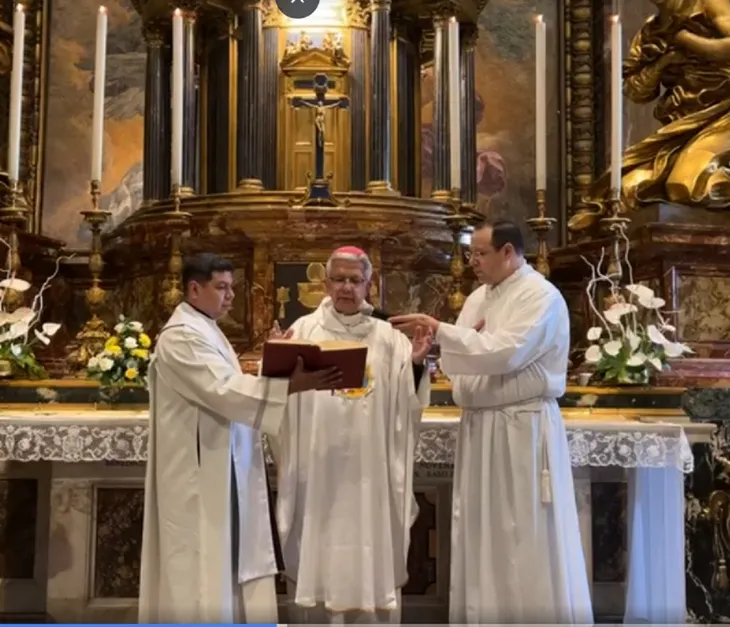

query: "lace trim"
left=0, top=418, right=694, bottom=471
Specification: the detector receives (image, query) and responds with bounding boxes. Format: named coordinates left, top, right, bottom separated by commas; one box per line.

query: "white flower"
left=129, top=321, right=143, bottom=332
left=625, top=284, right=654, bottom=300
left=638, top=294, right=666, bottom=309
left=586, top=327, right=602, bottom=341
left=626, top=330, right=641, bottom=351
left=0, top=312, right=13, bottom=325
left=124, top=336, right=138, bottom=349
left=9, top=307, right=34, bottom=323
left=98, top=357, right=114, bottom=372
left=585, top=345, right=601, bottom=364
left=647, top=324, right=669, bottom=345
left=660, top=322, right=676, bottom=333
left=7, top=320, right=29, bottom=340
left=648, top=357, right=663, bottom=371
left=627, top=352, right=647, bottom=367
left=42, top=322, right=61, bottom=337
left=603, top=340, right=622, bottom=357
left=664, top=342, right=693, bottom=358
left=604, top=303, right=637, bottom=325
left=114, top=322, right=124, bottom=333
left=33, top=329, right=50, bottom=345
left=10, top=344, right=21, bottom=357
left=0, top=278, right=30, bottom=292
left=88, top=356, right=100, bottom=370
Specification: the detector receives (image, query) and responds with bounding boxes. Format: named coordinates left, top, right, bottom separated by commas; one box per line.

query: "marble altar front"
left=0, top=404, right=710, bottom=624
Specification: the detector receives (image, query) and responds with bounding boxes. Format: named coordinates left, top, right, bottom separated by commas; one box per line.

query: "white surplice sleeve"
left=437, top=281, right=564, bottom=376
left=155, top=326, right=289, bottom=436
left=388, top=331, right=431, bottom=582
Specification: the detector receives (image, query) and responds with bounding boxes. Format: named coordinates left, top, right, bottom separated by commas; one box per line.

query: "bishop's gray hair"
left=326, top=248, right=373, bottom=281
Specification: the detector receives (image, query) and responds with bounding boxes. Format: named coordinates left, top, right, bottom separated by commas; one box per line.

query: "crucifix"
left=291, top=73, right=349, bottom=182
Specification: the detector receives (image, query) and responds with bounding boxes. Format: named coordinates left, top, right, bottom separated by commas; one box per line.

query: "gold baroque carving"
left=262, top=0, right=278, bottom=28
left=566, top=0, right=595, bottom=221
left=346, top=0, right=370, bottom=29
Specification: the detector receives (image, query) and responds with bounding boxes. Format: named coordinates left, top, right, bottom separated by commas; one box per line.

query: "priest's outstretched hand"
left=411, top=325, right=433, bottom=365
left=389, top=313, right=440, bottom=336
left=269, top=320, right=294, bottom=340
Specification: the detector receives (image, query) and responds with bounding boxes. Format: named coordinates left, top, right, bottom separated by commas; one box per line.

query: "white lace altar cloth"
left=0, top=411, right=694, bottom=472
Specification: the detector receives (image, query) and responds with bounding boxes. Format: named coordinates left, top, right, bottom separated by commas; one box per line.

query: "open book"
left=261, top=339, right=368, bottom=390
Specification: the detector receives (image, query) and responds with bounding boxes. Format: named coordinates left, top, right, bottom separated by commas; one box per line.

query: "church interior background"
left=0, top=0, right=728, bottom=622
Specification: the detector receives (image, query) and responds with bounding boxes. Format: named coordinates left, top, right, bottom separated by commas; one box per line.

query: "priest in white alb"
left=139, top=253, right=341, bottom=624
left=272, top=246, right=432, bottom=624
left=390, top=220, right=593, bottom=624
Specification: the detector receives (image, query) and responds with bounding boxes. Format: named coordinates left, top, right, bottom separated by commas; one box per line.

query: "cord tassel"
left=540, top=468, right=552, bottom=504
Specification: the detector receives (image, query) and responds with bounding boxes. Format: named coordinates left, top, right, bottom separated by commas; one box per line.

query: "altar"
left=0, top=400, right=712, bottom=624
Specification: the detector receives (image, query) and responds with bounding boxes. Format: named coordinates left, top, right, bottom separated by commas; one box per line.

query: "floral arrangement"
left=582, top=230, right=692, bottom=385
left=86, top=315, right=152, bottom=391
left=0, top=255, right=63, bottom=378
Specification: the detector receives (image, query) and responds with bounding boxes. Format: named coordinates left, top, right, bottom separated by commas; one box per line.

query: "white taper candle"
left=535, top=15, right=546, bottom=191
left=610, top=15, right=623, bottom=192
left=171, top=8, right=183, bottom=188
left=448, top=17, right=461, bottom=192
left=90, top=6, right=108, bottom=183
left=7, top=4, right=25, bottom=183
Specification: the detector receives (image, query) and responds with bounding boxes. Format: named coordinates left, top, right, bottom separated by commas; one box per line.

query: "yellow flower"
left=106, top=345, right=122, bottom=356
left=124, top=367, right=138, bottom=380
left=104, top=336, right=119, bottom=351
left=138, top=333, right=151, bottom=348
left=131, top=348, right=149, bottom=359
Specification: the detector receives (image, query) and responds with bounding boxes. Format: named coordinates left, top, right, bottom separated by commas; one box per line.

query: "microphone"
left=370, top=307, right=391, bottom=322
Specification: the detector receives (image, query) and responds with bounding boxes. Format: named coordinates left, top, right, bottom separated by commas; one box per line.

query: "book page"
left=317, top=339, right=367, bottom=351
left=266, top=339, right=316, bottom=346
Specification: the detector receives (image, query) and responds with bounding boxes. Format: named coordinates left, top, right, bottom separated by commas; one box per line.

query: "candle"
left=90, top=6, right=108, bottom=183
left=171, top=8, right=183, bottom=188
left=7, top=4, right=25, bottom=183
left=448, top=17, right=461, bottom=192
left=610, top=15, right=623, bottom=192
left=535, top=15, right=546, bottom=191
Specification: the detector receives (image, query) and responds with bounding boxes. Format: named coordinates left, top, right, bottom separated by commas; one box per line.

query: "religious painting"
left=41, top=0, right=145, bottom=246
left=420, top=0, right=561, bottom=248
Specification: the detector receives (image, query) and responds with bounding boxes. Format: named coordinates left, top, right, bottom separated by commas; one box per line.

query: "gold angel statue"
left=571, top=0, right=730, bottom=231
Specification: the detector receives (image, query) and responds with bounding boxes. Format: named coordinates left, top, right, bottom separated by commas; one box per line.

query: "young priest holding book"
left=269, top=246, right=432, bottom=624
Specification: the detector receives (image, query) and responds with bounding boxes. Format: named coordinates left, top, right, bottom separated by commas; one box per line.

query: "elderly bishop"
left=273, top=246, right=432, bottom=624
left=391, top=220, right=592, bottom=624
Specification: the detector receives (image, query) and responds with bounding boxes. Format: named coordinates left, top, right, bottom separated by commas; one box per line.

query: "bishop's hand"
left=269, top=321, right=294, bottom=341
left=411, top=326, right=433, bottom=365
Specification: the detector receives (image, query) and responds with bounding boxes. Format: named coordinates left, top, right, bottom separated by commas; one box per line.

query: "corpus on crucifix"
left=291, top=73, right=349, bottom=183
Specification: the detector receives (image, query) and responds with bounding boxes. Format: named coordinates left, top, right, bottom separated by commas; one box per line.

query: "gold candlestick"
left=526, top=188, right=557, bottom=278
left=0, top=179, right=29, bottom=311
left=599, top=188, right=630, bottom=279
left=161, top=184, right=191, bottom=313
left=65, top=180, right=112, bottom=373
left=446, top=208, right=467, bottom=320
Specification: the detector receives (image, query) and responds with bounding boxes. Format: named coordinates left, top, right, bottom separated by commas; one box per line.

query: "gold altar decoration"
left=0, top=179, right=29, bottom=311
left=298, top=262, right=327, bottom=310
left=569, top=0, right=730, bottom=232
left=160, top=184, right=191, bottom=314
left=705, top=490, right=730, bottom=590
left=276, top=286, right=290, bottom=319
left=526, top=188, right=555, bottom=278
left=66, top=180, right=112, bottom=371
left=600, top=190, right=631, bottom=280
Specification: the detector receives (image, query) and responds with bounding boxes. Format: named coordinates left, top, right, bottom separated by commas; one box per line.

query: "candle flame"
left=174, top=7, right=182, bottom=16
left=15, top=3, right=23, bottom=11
left=610, top=14, right=619, bottom=23
left=99, top=5, right=107, bottom=13
left=449, top=16, right=456, bottom=23
left=534, top=14, right=543, bottom=23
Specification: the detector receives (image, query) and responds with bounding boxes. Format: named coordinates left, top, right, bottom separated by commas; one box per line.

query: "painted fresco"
left=421, top=0, right=561, bottom=247
left=41, top=0, right=144, bottom=246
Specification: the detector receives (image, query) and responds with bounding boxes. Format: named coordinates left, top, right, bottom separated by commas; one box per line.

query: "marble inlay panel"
left=93, top=487, right=144, bottom=598
left=0, top=478, right=37, bottom=579
left=677, top=276, right=730, bottom=342
left=591, top=482, right=626, bottom=583
left=404, top=490, right=438, bottom=596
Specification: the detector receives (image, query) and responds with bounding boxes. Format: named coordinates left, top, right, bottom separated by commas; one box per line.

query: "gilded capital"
left=371, top=0, right=391, bottom=12
left=432, top=2, right=456, bottom=26
left=143, top=21, right=167, bottom=48
left=345, top=0, right=370, bottom=29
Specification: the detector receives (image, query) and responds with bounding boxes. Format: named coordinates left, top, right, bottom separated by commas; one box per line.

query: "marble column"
left=142, top=22, right=171, bottom=202
left=431, top=14, right=451, bottom=201
left=261, top=5, right=279, bottom=190
left=460, top=25, right=478, bottom=207
left=178, top=9, right=198, bottom=194
left=349, top=8, right=368, bottom=191
left=367, top=0, right=392, bottom=192
left=236, top=0, right=264, bottom=190
left=205, top=17, right=233, bottom=194
left=394, top=22, right=419, bottom=197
